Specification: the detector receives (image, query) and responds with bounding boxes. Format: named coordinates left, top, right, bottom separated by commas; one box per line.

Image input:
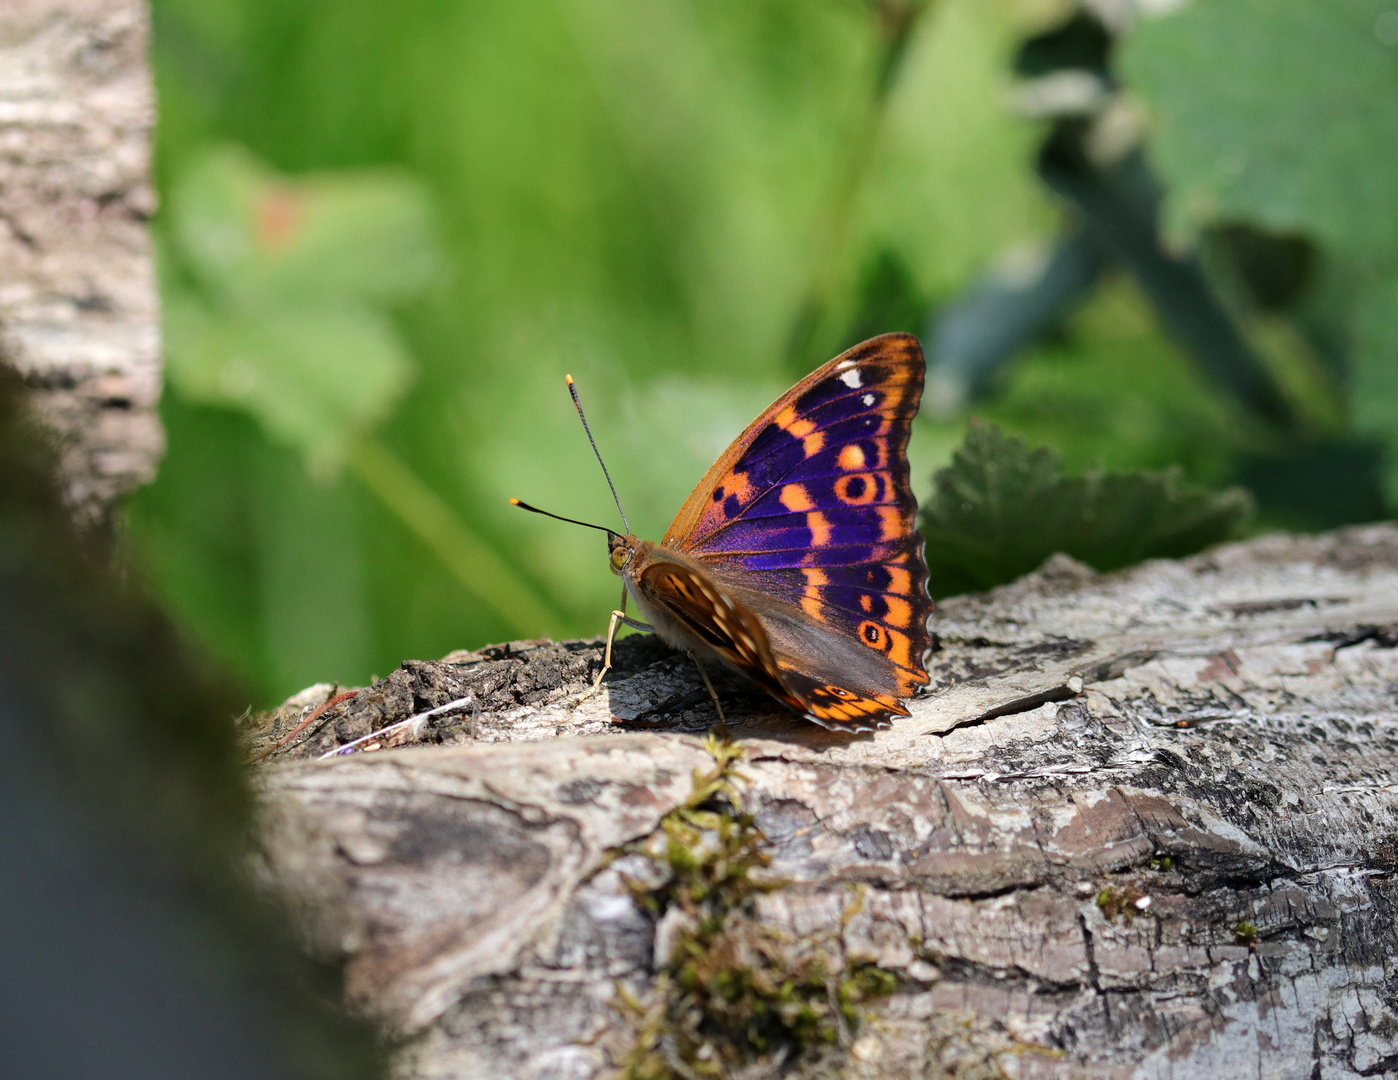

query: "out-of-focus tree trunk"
left=251, top=525, right=1398, bottom=1080
left=0, top=0, right=161, bottom=528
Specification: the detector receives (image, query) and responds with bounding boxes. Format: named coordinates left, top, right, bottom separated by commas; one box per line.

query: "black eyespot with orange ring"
left=859, top=620, right=887, bottom=650
left=833, top=472, right=880, bottom=505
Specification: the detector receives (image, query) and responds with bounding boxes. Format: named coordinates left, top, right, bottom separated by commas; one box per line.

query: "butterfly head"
left=607, top=532, right=638, bottom=576
left=515, top=373, right=643, bottom=579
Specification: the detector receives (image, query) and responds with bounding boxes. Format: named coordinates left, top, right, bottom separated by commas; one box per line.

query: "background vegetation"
left=128, top=0, right=1397, bottom=707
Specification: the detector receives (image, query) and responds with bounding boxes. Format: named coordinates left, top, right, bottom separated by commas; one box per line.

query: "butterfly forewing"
left=664, top=334, right=923, bottom=553
left=659, top=333, right=933, bottom=727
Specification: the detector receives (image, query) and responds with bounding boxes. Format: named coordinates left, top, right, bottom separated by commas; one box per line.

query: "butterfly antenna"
left=509, top=498, right=615, bottom=536
left=566, top=374, right=632, bottom=534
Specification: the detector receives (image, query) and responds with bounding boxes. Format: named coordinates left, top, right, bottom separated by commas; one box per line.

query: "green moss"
left=1095, top=884, right=1151, bottom=924
left=613, top=735, right=898, bottom=1078
left=1233, top=920, right=1258, bottom=946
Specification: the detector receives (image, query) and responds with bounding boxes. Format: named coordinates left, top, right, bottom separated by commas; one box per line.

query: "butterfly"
left=512, top=333, right=932, bottom=732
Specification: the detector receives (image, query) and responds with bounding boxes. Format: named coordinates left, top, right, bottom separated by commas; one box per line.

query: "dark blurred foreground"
left=0, top=371, right=381, bottom=1080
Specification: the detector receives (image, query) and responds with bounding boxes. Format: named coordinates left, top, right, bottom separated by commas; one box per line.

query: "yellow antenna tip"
left=508, top=497, right=521, bottom=506
left=565, top=374, right=575, bottom=386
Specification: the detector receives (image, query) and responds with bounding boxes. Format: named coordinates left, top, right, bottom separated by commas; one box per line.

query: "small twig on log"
left=248, top=688, right=355, bottom=763
left=320, top=695, right=479, bottom=759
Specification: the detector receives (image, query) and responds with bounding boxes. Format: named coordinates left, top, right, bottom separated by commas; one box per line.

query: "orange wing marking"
left=775, top=405, right=825, bottom=456
left=780, top=483, right=815, bottom=512
left=884, top=627, right=916, bottom=672
left=883, top=596, right=913, bottom=629
left=876, top=506, right=905, bottom=541
left=800, top=567, right=828, bottom=618
left=774, top=405, right=804, bottom=433
left=802, top=684, right=910, bottom=726
left=883, top=565, right=912, bottom=595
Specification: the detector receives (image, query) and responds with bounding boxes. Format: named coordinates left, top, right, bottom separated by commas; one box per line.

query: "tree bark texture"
left=250, top=525, right=1398, bottom=1079
left=0, top=0, right=161, bottom=526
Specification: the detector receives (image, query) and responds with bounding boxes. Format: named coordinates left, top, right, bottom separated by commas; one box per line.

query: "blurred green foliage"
left=125, top=0, right=1397, bottom=707
left=1122, top=0, right=1398, bottom=502
left=1123, top=0, right=1398, bottom=262
left=162, top=145, right=434, bottom=469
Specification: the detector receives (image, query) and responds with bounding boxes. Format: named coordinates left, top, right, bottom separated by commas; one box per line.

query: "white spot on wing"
left=862, top=393, right=875, bottom=406
left=837, top=359, right=856, bottom=370
left=840, top=369, right=862, bottom=388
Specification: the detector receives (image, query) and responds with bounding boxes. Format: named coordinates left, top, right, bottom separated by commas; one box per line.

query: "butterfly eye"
left=609, top=547, right=628, bottom=573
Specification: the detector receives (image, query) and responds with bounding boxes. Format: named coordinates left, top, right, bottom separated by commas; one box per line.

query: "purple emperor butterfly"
left=513, top=333, right=933, bottom=732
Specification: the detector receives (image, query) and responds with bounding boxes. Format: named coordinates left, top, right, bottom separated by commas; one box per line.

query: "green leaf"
left=921, top=422, right=1253, bottom=597
left=160, top=145, right=439, bottom=470
left=1121, top=0, right=1398, bottom=262
left=169, top=144, right=438, bottom=307
left=162, top=284, right=414, bottom=471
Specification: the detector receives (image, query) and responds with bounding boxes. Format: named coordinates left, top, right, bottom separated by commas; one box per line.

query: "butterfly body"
left=603, top=333, right=933, bottom=732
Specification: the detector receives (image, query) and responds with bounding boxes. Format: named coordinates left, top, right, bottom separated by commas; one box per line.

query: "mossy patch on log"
left=613, top=735, right=898, bottom=1077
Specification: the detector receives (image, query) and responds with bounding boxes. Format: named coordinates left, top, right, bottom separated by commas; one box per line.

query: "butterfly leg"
left=687, top=650, right=729, bottom=737
left=576, top=590, right=652, bottom=704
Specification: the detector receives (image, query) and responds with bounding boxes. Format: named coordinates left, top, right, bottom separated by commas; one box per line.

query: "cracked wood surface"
left=251, top=524, right=1398, bottom=1079
left=0, top=0, right=162, bottom=526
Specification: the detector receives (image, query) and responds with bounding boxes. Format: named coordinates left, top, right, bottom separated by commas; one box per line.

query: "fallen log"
left=250, top=525, right=1398, bottom=1079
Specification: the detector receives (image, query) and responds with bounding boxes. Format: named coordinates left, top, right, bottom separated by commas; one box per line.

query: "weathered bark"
left=250, top=524, right=1398, bottom=1079
left=0, top=0, right=161, bottom=527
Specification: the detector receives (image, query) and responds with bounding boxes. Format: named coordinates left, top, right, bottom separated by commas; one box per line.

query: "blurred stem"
left=1246, top=315, right=1347, bottom=437
left=785, top=0, right=933, bottom=368
left=346, top=439, right=565, bottom=638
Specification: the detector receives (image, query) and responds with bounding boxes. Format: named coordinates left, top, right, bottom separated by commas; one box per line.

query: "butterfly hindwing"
left=633, top=559, right=788, bottom=700
left=659, top=333, right=932, bottom=724
left=635, top=557, right=909, bottom=734
left=778, top=669, right=909, bottom=731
